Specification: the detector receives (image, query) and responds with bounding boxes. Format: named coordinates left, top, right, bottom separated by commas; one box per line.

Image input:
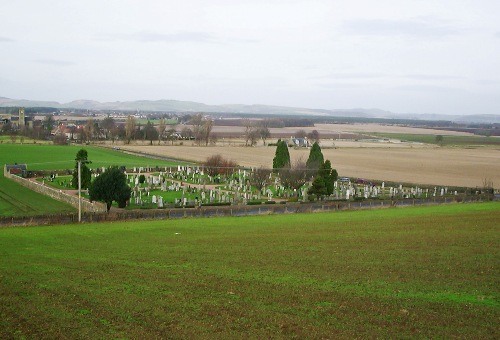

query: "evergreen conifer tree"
left=306, top=142, right=324, bottom=175
left=71, top=149, right=92, bottom=190
left=272, top=139, right=291, bottom=171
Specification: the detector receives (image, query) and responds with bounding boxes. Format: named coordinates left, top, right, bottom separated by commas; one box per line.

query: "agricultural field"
left=0, top=203, right=498, bottom=338
left=370, top=133, right=500, bottom=146
left=0, top=144, right=188, bottom=172
left=0, top=173, right=75, bottom=217
left=119, top=144, right=500, bottom=189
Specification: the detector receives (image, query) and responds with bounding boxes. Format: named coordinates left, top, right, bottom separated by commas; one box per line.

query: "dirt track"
left=119, top=144, right=500, bottom=189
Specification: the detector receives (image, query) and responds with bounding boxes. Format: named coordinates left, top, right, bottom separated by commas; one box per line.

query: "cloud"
left=495, top=32, right=500, bottom=38
left=402, top=74, right=463, bottom=80
left=0, top=36, right=14, bottom=42
left=394, top=84, right=462, bottom=93
left=34, top=58, right=75, bottom=66
left=315, top=72, right=387, bottom=80
left=341, top=17, right=461, bottom=38
left=97, top=31, right=258, bottom=44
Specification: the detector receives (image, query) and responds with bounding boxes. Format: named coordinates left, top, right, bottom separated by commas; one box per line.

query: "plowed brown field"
left=120, top=143, right=500, bottom=189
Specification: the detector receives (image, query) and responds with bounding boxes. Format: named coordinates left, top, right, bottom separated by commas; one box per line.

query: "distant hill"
left=0, top=96, right=498, bottom=123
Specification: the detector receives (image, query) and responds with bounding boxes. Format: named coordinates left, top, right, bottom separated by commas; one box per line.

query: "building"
left=0, top=108, right=32, bottom=129
left=5, top=163, right=28, bottom=177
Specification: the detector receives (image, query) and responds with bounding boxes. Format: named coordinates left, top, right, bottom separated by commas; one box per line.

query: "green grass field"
left=1, top=203, right=498, bottom=338
left=0, top=144, right=188, bottom=171
left=371, top=133, right=500, bottom=146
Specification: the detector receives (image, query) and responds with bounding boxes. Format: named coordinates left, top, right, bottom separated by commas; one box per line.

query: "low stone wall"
left=4, top=166, right=107, bottom=213
left=2, top=194, right=494, bottom=227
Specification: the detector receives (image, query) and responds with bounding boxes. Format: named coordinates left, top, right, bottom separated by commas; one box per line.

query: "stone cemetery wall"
left=0, top=194, right=493, bottom=227
left=4, top=167, right=107, bottom=213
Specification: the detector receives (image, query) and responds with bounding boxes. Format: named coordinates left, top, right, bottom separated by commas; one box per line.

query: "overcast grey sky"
left=1, top=0, right=499, bottom=115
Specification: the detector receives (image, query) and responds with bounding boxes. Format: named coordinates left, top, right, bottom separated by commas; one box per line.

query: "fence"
left=0, top=194, right=494, bottom=227
left=4, top=165, right=107, bottom=214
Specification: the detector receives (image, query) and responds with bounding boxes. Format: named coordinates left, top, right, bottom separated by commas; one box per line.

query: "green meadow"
left=0, top=144, right=187, bottom=171
left=371, top=133, right=500, bottom=146
left=0, top=144, right=190, bottom=217
left=1, top=203, right=498, bottom=338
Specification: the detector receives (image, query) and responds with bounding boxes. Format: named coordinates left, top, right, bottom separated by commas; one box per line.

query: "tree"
left=202, top=117, right=213, bottom=146
left=43, top=114, right=55, bottom=132
left=259, top=126, right=271, bottom=145
left=242, top=119, right=258, bottom=146
left=125, top=115, right=136, bottom=144
left=435, top=135, right=444, bottom=145
left=89, top=166, right=131, bottom=212
left=248, top=167, right=271, bottom=192
left=181, top=127, right=193, bottom=140
left=2, top=121, right=12, bottom=134
left=157, top=118, right=167, bottom=145
left=272, top=139, right=291, bottom=171
left=71, top=149, right=92, bottom=190
left=318, top=160, right=338, bottom=196
left=190, top=113, right=204, bottom=145
left=100, top=117, right=115, bottom=140
left=144, top=121, right=159, bottom=145
left=308, top=176, right=327, bottom=200
left=204, top=154, right=238, bottom=176
left=83, top=118, right=95, bottom=143
left=279, top=159, right=308, bottom=193
left=306, top=142, right=324, bottom=175
left=166, top=128, right=177, bottom=145
left=295, top=129, right=307, bottom=139
left=307, top=130, right=320, bottom=143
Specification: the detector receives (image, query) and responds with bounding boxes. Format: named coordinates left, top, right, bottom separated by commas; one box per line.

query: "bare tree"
left=190, top=113, right=204, bottom=145
left=259, top=126, right=271, bottom=145
left=202, top=117, right=213, bottom=146
left=242, top=119, right=254, bottom=146
left=307, top=130, right=320, bottom=143
left=125, top=115, right=136, bottom=144
left=166, top=128, right=177, bottom=145
left=482, top=177, right=494, bottom=194
left=248, top=167, right=271, bottom=192
left=83, top=118, right=95, bottom=143
left=100, top=117, right=115, bottom=140
left=295, top=129, right=307, bottom=139
left=278, top=159, right=309, bottom=193
left=181, top=127, right=193, bottom=140
left=204, top=154, right=238, bottom=176
left=157, top=118, right=167, bottom=145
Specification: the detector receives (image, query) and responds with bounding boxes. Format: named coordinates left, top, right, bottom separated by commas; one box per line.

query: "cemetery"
left=32, top=163, right=477, bottom=212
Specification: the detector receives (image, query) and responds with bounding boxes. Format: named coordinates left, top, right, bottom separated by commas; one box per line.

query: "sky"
left=0, top=0, right=499, bottom=115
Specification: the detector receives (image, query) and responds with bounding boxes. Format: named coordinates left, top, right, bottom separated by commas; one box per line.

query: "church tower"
left=18, top=107, right=25, bottom=127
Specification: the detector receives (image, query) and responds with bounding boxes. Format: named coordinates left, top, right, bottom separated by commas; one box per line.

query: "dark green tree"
left=306, top=142, right=324, bottom=175
left=318, top=160, right=338, bottom=196
left=308, top=176, right=327, bottom=200
left=272, top=139, right=291, bottom=171
left=71, top=149, right=92, bottom=190
left=89, top=166, right=131, bottom=212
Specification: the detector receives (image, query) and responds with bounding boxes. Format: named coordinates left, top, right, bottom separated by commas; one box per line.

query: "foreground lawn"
left=0, top=203, right=498, bottom=338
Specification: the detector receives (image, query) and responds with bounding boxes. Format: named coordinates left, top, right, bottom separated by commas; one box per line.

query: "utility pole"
left=78, top=160, right=81, bottom=222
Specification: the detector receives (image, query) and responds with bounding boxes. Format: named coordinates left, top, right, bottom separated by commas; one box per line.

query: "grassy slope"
left=0, top=144, right=190, bottom=217
left=0, top=203, right=498, bottom=338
